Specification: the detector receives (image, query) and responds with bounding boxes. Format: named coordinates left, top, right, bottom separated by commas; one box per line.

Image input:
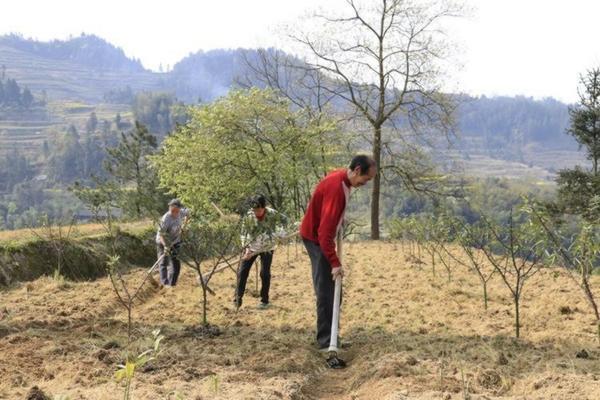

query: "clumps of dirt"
left=575, top=349, right=590, bottom=359
left=25, top=386, right=51, bottom=400
left=405, top=254, right=425, bottom=266
left=102, top=340, right=120, bottom=350
left=184, top=324, right=222, bottom=338
left=405, top=355, right=419, bottom=366
left=496, top=352, right=509, bottom=366
left=0, top=323, right=17, bottom=339
left=374, top=355, right=420, bottom=379
left=559, top=305, right=578, bottom=315
left=182, top=367, right=216, bottom=382
left=475, top=369, right=509, bottom=394
left=94, top=345, right=121, bottom=366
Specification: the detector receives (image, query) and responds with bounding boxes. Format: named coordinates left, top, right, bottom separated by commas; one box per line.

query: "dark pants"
left=303, top=239, right=341, bottom=349
left=236, top=251, right=273, bottom=304
left=157, top=243, right=181, bottom=286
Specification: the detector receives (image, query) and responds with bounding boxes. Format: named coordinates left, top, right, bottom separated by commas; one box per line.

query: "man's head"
left=168, top=198, right=183, bottom=217
left=348, top=155, right=377, bottom=187
left=250, top=195, right=267, bottom=218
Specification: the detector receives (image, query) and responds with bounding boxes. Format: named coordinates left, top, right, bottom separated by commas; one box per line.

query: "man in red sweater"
left=300, top=155, right=376, bottom=368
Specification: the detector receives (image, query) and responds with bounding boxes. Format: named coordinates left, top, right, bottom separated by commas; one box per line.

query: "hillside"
left=0, top=34, right=590, bottom=180
left=0, top=241, right=599, bottom=399
left=0, top=35, right=166, bottom=103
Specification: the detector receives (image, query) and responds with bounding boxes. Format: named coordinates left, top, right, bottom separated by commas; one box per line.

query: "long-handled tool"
left=132, top=252, right=166, bottom=297
left=134, top=212, right=190, bottom=296
left=327, top=229, right=345, bottom=367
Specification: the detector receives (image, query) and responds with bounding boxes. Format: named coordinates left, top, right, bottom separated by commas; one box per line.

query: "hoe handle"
left=328, top=230, right=344, bottom=353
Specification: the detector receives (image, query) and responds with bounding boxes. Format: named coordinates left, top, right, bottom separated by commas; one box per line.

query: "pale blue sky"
left=1, top=0, right=599, bottom=102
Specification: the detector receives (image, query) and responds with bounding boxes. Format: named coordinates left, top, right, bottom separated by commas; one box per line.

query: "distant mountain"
left=447, top=95, right=584, bottom=175
left=458, top=95, right=572, bottom=150
left=168, top=49, right=248, bottom=103
left=0, top=34, right=166, bottom=102
left=0, top=33, right=145, bottom=73
left=0, top=34, right=587, bottom=174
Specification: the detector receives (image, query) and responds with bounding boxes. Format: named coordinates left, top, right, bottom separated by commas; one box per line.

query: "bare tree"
left=475, top=210, right=545, bottom=338
left=527, top=204, right=600, bottom=342
left=444, top=218, right=496, bottom=310
left=291, top=0, right=462, bottom=239
left=30, top=215, right=77, bottom=279
left=181, top=217, right=240, bottom=328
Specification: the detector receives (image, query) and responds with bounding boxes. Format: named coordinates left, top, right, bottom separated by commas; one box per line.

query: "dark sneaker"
left=257, top=302, right=270, bottom=310
left=326, top=355, right=347, bottom=369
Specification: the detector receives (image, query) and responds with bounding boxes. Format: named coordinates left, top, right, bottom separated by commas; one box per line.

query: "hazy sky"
left=1, top=0, right=599, bottom=103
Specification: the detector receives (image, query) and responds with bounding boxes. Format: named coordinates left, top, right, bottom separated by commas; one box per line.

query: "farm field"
left=1, top=241, right=599, bottom=399
left=0, top=44, right=164, bottom=103
left=0, top=100, right=132, bottom=158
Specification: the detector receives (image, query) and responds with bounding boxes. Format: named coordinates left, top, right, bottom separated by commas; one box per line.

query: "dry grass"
left=0, top=241, right=599, bottom=399
left=0, top=220, right=151, bottom=244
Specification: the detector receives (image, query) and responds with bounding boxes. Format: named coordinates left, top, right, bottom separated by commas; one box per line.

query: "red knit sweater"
left=300, top=169, right=351, bottom=268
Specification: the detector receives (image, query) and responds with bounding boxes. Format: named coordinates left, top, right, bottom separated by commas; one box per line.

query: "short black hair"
left=250, top=194, right=266, bottom=209
left=349, top=155, right=376, bottom=176
left=168, top=198, right=183, bottom=208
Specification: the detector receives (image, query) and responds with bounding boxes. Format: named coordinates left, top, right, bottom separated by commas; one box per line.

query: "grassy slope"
left=0, top=241, right=599, bottom=399
left=0, top=220, right=151, bottom=245
left=0, top=45, right=164, bottom=103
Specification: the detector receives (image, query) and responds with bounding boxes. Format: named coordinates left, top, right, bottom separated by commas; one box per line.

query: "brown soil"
left=1, top=241, right=599, bottom=399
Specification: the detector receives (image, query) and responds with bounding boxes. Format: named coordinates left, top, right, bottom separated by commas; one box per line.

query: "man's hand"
left=242, top=248, right=253, bottom=261
left=331, top=266, right=344, bottom=281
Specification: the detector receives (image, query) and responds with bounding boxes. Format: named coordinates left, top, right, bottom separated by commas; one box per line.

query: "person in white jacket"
left=235, top=195, right=287, bottom=309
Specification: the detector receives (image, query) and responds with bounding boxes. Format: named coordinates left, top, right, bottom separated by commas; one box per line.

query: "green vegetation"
left=556, top=67, right=600, bottom=220
left=115, top=329, right=164, bottom=400
left=0, top=224, right=154, bottom=285
left=0, top=76, right=37, bottom=109
left=1, top=7, right=600, bottom=400
left=154, top=88, right=343, bottom=219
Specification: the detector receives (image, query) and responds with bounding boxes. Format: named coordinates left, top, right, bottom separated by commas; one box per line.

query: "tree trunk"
left=514, top=295, right=520, bottom=338
left=202, top=286, right=208, bottom=327
left=127, top=306, right=132, bottom=344
left=370, top=125, right=382, bottom=240
left=482, top=281, right=488, bottom=311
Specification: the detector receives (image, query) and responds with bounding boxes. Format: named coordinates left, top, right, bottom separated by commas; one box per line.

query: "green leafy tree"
left=557, top=68, right=600, bottom=219
left=132, top=92, right=185, bottom=135
left=21, top=87, right=33, bottom=108
left=154, top=88, right=342, bottom=219
left=104, top=121, right=167, bottom=219
left=48, top=125, right=84, bottom=183
left=86, top=111, right=98, bottom=134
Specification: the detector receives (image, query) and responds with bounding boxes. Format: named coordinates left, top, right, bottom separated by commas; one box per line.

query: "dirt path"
left=300, top=346, right=360, bottom=400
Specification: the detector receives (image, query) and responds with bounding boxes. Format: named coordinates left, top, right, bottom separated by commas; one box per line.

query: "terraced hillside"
left=0, top=100, right=132, bottom=157
left=0, top=43, right=166, bottom=103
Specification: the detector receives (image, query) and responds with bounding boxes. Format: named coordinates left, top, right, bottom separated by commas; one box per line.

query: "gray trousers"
left=303, top=239, right=341, bottom=349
